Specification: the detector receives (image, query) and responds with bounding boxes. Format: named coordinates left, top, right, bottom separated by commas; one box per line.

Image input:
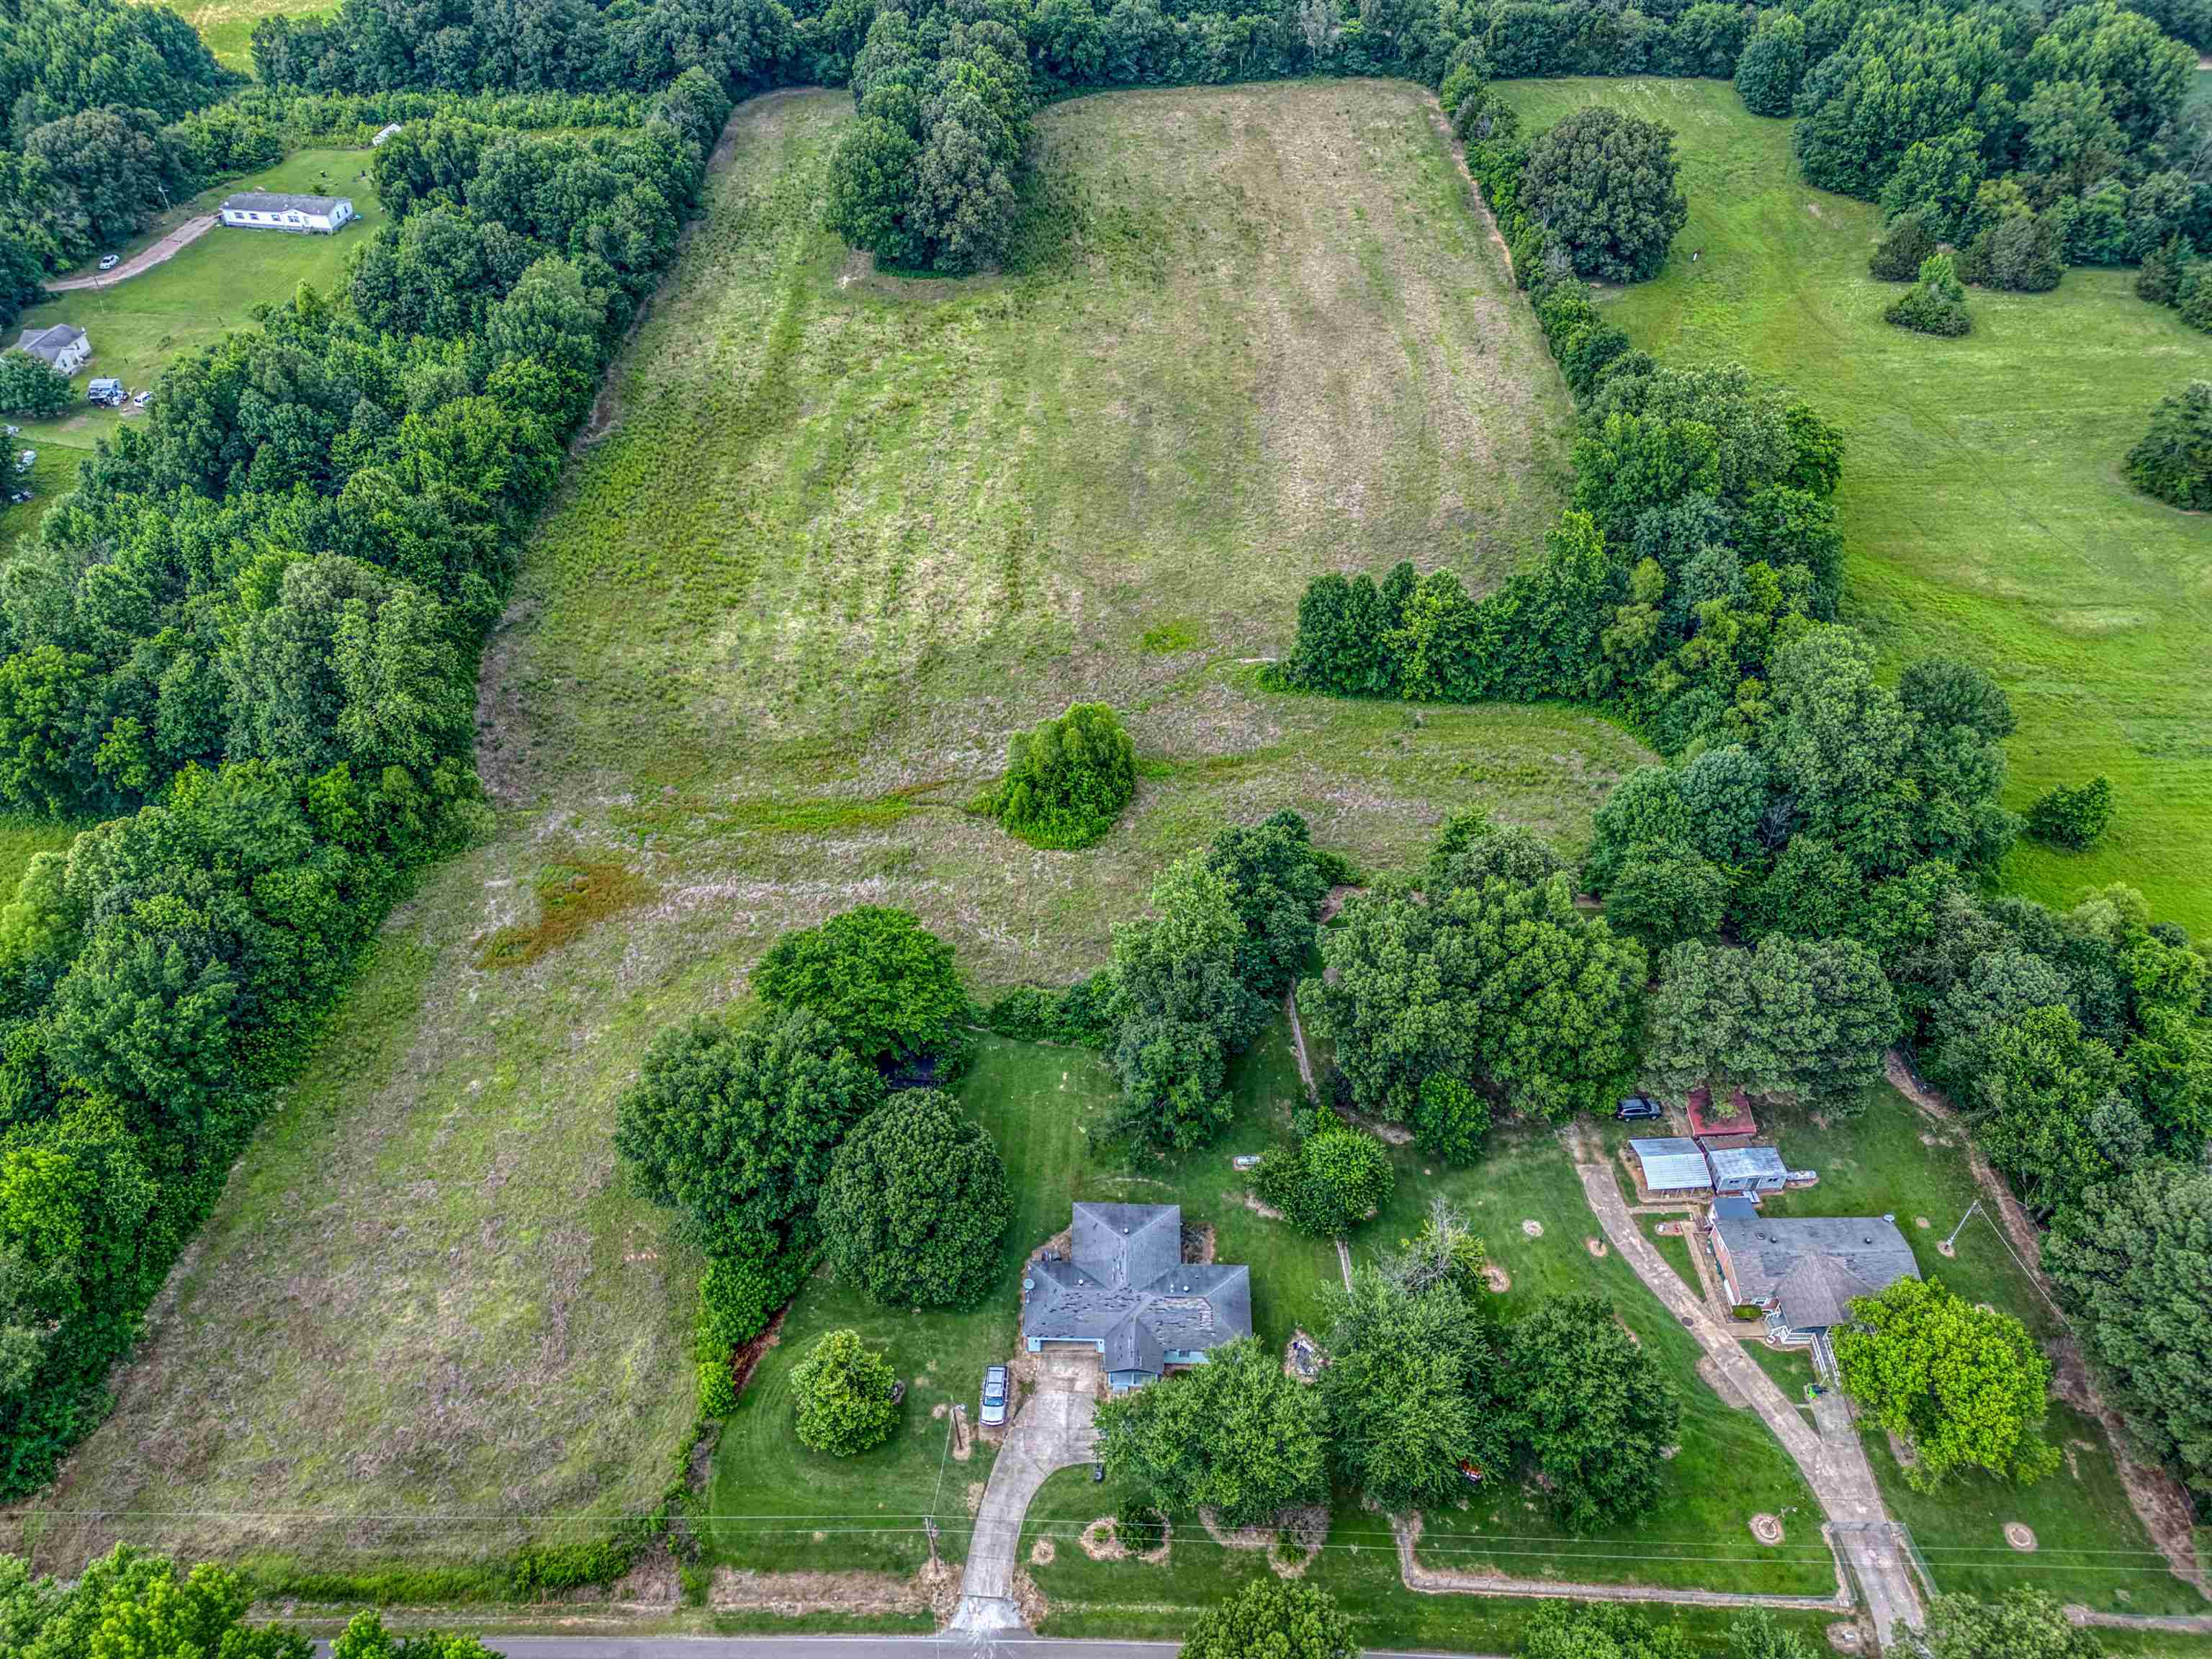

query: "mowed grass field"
left=1493, top=78, right=2212, bottom=938
left=17, top=148, right=377, bottom=446
left=22, top=81, right=1648, bottom=1580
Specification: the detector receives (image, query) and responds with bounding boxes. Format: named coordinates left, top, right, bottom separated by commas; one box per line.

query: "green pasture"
left=1494, top=77, right=2212, bottom=938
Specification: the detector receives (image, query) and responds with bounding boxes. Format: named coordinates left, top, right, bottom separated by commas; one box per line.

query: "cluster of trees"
left=981, top=700, right=1136, bottom=849
left=0, top=352, right=73, bottom=415
left=0, top=68, right=730, bottom=1494
left=2126, top=380, right=2212, bottom=510
left=1306, top=814, right=1645, bottom=1137
left=822, top=1, right=1033, bottom=274
left=614, top=906, right=1011, bottom=1415
left=0, top=1546, right=500, bottom=1658
left=1100, top=1208, right=1680, bottom=1533
left=1804, top=1, right=2212, bottom=309
left=984, top=811, right=1344, bottom=1150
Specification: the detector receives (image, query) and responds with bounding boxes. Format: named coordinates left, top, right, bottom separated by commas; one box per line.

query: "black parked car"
left=1616, top=1094, right=1663, bottom=1122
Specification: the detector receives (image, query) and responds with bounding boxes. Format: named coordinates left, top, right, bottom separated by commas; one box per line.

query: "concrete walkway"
left=1573, top=1157, right=1925, bottom=1646
left=950, top=1353, right=1099, bottom=1634
left=46, top=216, right=215, bottom=292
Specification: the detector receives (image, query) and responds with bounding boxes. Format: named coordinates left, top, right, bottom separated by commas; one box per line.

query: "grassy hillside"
left=21, top=79, right=1643, bottom=1579
left=1494, top=78, right=2212, bottom=938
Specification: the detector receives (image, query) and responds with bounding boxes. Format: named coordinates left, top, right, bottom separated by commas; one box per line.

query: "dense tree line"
left=0, top=72, right=728, bottom=1496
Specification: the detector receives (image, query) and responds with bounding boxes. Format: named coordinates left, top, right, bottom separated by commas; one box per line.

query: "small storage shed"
left=1707, top=1143, right=1789, bottom=1195
left=1629, top=1137, right=1713, bottom=1195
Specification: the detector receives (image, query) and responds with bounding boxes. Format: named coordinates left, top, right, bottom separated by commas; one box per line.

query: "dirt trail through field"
left=1883, top=1051, right=2208, bottom=1597
left=45, top=217, right=215, bottom=291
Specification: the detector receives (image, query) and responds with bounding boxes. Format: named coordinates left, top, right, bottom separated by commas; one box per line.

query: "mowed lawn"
left=26, top=80, right=1643, bottom=1581
left=1493, top=78, right=2212, bottom=938
left=17, top=148, right=377, bottom=447
left=1754, top=1087, right=2207, bottom=1615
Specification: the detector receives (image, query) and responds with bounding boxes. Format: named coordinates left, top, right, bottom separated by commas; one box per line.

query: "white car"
left=133, top=391, right=153, bottom=407
left=98, top=254, right=120, bottom=271
left=980, top=1364, right=1009, bottom=1427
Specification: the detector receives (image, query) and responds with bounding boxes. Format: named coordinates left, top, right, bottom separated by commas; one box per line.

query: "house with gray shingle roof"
left=11, top=325, right=89, bottom=375
left=1022, top=1202, right=1251, bottom=1392
left=1711, top=1212, right=1921, bottom=1343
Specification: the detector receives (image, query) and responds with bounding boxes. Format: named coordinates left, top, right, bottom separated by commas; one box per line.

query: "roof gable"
left=1716, top=1214, right=1921, bottom=1329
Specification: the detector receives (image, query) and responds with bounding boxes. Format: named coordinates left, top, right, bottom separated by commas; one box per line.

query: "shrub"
left=2126, top=382, right=2212, bottom=510
left=817, top=1089, right=1014, bottom=1308
left=2026, top=776, right=2114, bottom=850
left=1258, top=1115, right=1395, bottom=1235
left=1959, top=212, right=2063, bottom=292
left=2136, top=235, right=2188, bottom=305
left=1884, top=253, right=1972, bottom=336
left=1521, top=106, right=1689, bottom=284
left=988, top=701, right=1137, bottom=849
left=1118, top=1504, right=1167, bottom=1552
left=791, top=1328, right=899, bottom=1456
left=0, top=353, right=72, bottom=417
left=1869, top=211, right=1937, bottom=282
left=1733, top=12, right=1806, bottom=117
left=512, top=1536, right=635, bottom=1596
left=1409, top=1074, right=1491, bottom=1164
left=2179, top=263, right=2212, bottom=333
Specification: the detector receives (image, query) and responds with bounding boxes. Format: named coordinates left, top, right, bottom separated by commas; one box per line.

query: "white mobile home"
left=220, top=192, right=355, bottom=234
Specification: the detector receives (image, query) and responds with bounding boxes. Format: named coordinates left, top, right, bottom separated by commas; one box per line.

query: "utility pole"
left=1941, top=1198, right=1983, bottom=1255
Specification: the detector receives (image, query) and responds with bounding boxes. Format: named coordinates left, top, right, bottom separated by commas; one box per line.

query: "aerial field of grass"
left=22, top=79, right=1648, bottom=1581
left=1493, top=78, right=2212, bottom=938
left=168, top=0, right=321, bottom=71
left=15, top=148, right=377, bottom=446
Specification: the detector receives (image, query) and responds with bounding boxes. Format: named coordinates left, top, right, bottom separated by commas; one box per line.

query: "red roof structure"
left=1688, top=1085, right=1755, bottom=1141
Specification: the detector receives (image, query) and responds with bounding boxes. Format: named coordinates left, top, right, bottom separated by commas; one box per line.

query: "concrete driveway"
left=952, top=1349, right=1100, bottom=1632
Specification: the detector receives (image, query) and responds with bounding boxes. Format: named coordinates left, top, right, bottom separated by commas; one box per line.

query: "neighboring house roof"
left=1689, top=1085, right=1755, bottom=1139
left=1023, top=1202, right=1251, bottom=1376
left=12, top=325, right=86, bottom=364
left=1708, top=1145, right=1789, bottom=1184
left=222, top=192, right=351, bottom=215
left=1629, top=1136, right=1713, bottom=1191
left=1714, top=1214, right=1921, bottom=1331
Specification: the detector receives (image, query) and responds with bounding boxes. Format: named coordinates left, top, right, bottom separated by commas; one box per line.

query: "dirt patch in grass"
left=476, top=858, right=655, bottom=969
left=2005, top=1524, right=2038, bottom=1552
left=1079, top=1518, right=1125, bottom=1561
left=1750, top=1514, right=1785, bottom=1545
left=1030, top=1537, right=1056, bottom=1565
left=1586, top=1236, right=1607, bottom=1256
left=1236, top=1190, right=1286, bottom=1221
left=1521, top=1218, right=1544, bottom=1237
left=1483, top=1263, right=1511, bottom=1292
left=709, top=1567, right=931, bottom=1617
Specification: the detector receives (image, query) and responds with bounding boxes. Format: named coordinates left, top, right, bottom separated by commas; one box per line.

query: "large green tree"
left=989, top=701, right=1137, bottom=850
left=755, top=906, right=968, bottom=1071
left=1925, top=1591, right=2105, bottom=1659
left=1516, top=1601, right=1698, bottom=1659
left=817, top=1089, right=1012, bottom=1308
left=1094, top=1339, right=1327, bottom=1527
left=1502, top=1295, right=1679, bottom=1529
left=613, top=1007, right=884, bottom=1266
left=330, top=1610, right=503, bottom=1658
left=1318, top=1269, right=1506, bottom=1512
left=1105, top=853, right=1245, bottom=1151
left=2046, top=1164, right=2212, bottom=1504
left=1835, top=1277, right=2059, bottom=1490
left=1521, top=106, right=1689, bottom=283
left=1, top=1545, right=308, bottom=1659
left=1180, top=1581, right=1357, bottom=1659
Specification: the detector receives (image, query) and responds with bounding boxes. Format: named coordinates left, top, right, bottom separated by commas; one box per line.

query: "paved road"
left=1574, top=1157, right=1924, bottom=1646
left=950, top=1353, right=1098, bottom=1632
left=45, top=216, right=215, bottom=292
left=319, top=1640, right=1503, bottom=1658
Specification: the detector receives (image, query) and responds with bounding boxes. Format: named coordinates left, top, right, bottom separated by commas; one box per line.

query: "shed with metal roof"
left=1707, top=1144, right=1789, bottom=1195
left=1629, top=1137, right=1713, bottom=1194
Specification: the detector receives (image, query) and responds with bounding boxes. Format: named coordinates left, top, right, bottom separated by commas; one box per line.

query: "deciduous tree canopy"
left=817, top=1089, right=1013, bottom=1308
